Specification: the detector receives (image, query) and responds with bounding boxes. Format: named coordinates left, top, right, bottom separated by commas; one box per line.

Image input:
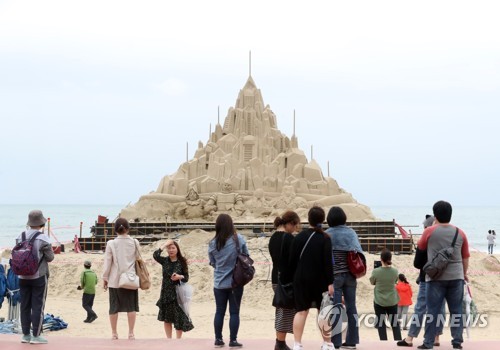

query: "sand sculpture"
left=120, top=76, right=376, bottom=222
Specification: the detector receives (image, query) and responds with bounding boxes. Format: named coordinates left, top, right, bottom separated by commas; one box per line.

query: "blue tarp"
left=0, top=265, right=6, bottom=308
left=6, top=267, right=20, bottom=306
left=42, top=313, right=68, bottom=331
left=0, top=320, right=17, bottom=334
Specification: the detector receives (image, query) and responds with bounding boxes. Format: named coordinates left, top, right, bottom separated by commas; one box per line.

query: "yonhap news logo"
left=317, top=311, right=489, bottom=337
left=317, top=303, right=348, bottom=337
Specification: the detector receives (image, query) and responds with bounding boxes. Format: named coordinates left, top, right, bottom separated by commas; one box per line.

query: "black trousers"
left=20, top=275, right=48, bottom=337
left=82, top=293, right=97, bottom=319
left=373, top=302, right=402, bottom=341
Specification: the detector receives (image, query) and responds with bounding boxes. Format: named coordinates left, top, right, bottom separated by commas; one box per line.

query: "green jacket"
left=80, top=268, right=98, bottom=295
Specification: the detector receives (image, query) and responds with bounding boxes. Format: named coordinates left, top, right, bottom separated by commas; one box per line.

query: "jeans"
left=488, top=244, right=494, bottom=254
left=407, top=281, right=445, bottom=338
left=423, top=280, right=464, bottom=348
left=331, top=272, right=359, bottom=347
left=374, top=303, right=402, bottom=341
left=20, top=276, right=48, bottom=337
left=213, top=286, right=244, bottom=341
left=82, top=293, right=97, bottom=319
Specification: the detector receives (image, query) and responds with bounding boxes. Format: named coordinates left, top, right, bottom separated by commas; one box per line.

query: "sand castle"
left=121, top=75, right=375, bottom=222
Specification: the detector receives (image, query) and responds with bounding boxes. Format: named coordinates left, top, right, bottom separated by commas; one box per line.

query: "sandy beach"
left=1, top=230, right=500, bottom=342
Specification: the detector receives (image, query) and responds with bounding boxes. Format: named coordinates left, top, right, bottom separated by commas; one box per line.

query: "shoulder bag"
left=347, top=251, right=367, bottom=279
left=423, top=228, right=459, bottom=279
left=134, top=240, right=151, bottom=290
left=231, top=234, right=255, bottom=288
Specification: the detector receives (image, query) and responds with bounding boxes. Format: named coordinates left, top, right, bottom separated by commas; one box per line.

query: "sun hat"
left=84, top=261, right=92, bottom=268
left=27, top=210, right=47, bottom=227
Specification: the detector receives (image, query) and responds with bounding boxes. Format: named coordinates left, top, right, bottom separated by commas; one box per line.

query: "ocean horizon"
left=1, top=204, right=498, bottom=253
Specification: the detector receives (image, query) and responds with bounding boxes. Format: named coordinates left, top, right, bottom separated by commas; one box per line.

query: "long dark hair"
left=214, top=213, right=235, bottom=251
left=169, top=240, right=188, bottom=274
left=114, top=217, right=130, bottom=235
left=274, top=210, right=300, bottom=229
left=398, top=273, right=409, bottom=284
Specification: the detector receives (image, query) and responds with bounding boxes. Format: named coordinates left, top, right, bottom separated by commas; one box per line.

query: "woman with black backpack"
left=208, top=213, right=250, bottom=348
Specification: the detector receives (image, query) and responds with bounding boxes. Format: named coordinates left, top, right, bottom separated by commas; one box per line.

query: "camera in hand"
left=374, top=260, right=382, bottom=269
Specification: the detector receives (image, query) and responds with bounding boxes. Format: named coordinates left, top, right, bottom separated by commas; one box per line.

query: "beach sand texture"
left=1, top=229, right=500, bottom=341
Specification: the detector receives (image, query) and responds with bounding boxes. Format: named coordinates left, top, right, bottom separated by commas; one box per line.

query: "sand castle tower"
left=121, top=75, right=375, bottom=222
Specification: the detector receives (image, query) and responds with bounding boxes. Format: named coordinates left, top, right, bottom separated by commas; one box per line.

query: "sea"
left=0, top=204, right=499, bottom=253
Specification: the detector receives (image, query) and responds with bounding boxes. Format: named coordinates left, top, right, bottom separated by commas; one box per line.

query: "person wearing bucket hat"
left=15, top=209, right=54, bottom=344
left=80, top=260, right=98, bottom=323
left=26, top=210, right=47, bottom=227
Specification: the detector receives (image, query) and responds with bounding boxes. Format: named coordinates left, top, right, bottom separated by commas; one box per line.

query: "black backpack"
left=231, top=234, right=255, bottom=288
left=423, top=228, right=459, bottom=279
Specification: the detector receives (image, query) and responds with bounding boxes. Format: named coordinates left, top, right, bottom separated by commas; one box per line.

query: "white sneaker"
left=293, top=343, right=304, bottom=350
left=321, top=342, right=335, bottom=350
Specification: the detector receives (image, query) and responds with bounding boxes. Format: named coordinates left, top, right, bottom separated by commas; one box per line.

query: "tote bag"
left=134, top=240, right=151, bottom=290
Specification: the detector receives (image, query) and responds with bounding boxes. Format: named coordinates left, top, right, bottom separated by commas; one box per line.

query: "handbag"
left=347, top=251, right=367, bottom=279
left=134, top=240, right=151, bottom=290
left=119, top=271, right=140, bottom=289
left=273, top=280, right=295, bottom=309
left=272, top=234, right=296, bottom=309
left=231, top=234, right=255, bottom=288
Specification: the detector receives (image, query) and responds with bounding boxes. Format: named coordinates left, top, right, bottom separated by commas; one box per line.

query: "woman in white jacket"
left=102, top=218, right=140, bottom=340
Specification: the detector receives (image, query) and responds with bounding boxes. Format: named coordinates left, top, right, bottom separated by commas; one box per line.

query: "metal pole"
left=47, top=218, right=51, bottom=238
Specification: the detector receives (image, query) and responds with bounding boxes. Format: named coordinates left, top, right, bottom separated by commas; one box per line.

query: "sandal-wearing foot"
left=112, top=334, right=119, bottom=340
left=128, top=334, right=135, bottom=340
left=397, top=339, right=413, bottom=347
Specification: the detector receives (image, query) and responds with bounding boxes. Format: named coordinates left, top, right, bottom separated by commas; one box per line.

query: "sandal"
left=112, top=334, right=119, bottom=340
left=128, top=333, right=135, bottom=340
left=434, top=343, right=440, bottom=347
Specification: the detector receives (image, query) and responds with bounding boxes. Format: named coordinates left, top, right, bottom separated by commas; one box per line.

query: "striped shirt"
left=332, top=250, right=349, bottom=274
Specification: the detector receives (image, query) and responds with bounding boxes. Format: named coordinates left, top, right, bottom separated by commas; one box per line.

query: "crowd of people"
left=15, top=200, right=471, bottom=349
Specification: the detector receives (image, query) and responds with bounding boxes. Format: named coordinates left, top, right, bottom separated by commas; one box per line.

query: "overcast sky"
left=0, top=0, right=499, bottom=207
